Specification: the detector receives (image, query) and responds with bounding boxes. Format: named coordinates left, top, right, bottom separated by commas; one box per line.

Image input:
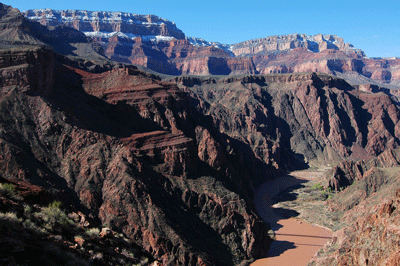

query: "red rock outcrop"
left=322, top=148, right=400, bottom=191
left=0, top=43, right=272, bottom=265
left=170, top=72, right=400, bottom=170
left=4, top=5, right=400, bottom=265
left=310, top=182, right=400, bottom=266
left=2, top=42, right=400, bottom=265
left=0, top=46, right=54, bottom=96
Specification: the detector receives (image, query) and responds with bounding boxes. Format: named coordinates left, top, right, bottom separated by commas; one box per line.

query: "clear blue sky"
left=6, top=0, right=400, bottom=57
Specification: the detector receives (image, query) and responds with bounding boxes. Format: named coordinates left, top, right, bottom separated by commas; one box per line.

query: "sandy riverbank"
left=251, top=171, right=332, bottom=266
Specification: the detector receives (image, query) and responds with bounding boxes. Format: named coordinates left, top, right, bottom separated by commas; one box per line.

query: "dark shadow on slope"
left=50, top=62, right=164, bottom=137
left=345, top=92, right=373, bottom=148
left=124, top=160, right=237, bottom=265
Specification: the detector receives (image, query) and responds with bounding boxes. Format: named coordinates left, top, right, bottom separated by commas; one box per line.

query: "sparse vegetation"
left=34, top=201, right=74, bottom=232
left=311, top=182, right=324, bottom=191
left=85, top=227, right=100, bottom=238
left=0, top=211, right=21, bottom=230
left=0, top=183, right=22, bottom=200
left=272, top=176, right=346, bottom=231
left=0, top=194, right=157, bottom=266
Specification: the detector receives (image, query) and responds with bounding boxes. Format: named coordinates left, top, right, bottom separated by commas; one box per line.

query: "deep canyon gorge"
left=1, top=2, right=400, bottom=265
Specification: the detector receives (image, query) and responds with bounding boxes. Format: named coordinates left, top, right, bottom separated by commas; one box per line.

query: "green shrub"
left=0, top=183, right=22, bottom=200
left=311, top=183, right=324, bottom=191
left=35, top=201, right=74, bottom=231
left=49, top=200, right=62, bottom=209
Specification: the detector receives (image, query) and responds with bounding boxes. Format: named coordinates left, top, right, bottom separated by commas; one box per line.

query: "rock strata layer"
left=0, top=43, right=273, bottom=265
left=23, top=9, right=400, bottom=86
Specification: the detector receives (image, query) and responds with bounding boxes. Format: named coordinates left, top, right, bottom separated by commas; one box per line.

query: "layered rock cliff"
left=168, top=72, right=400, bottom=169
left=22, top=9, right=400, bottom=86
left=231, top=34, right=365, bottom=57
left=320, top=147, right=400, bottom=192
left=22, top=9, right=185, bottom=40
left=0, top=41, right=275, bottom=265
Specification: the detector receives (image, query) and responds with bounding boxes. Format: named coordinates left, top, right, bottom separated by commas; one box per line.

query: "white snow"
left=24, top=9, right=179, bottom=29
left=186, top=37, right=234, bottom=56
left=83, top=31, right=175, bottom=43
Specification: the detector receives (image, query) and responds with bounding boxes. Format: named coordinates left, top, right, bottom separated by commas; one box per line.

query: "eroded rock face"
left=3, top=41, right=400, bottom=264
left=322, top=148, right=400, bottom=191
left=308, top=147, right=400, bottom=265
left=310, top=184, right=400, bottom=266
left=170, top=73, right=400, bottom=170
left=0, top=45, right=272, bottom=265
left=0, top=46, right=54, bottom=96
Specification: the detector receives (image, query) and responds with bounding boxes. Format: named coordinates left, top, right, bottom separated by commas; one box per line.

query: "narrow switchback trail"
left=251, top=171, right=332, bottom=266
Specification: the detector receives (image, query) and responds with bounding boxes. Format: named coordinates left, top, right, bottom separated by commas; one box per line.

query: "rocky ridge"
left=230, top=33, right=365, bottom=57
left=168, top=73, right=400, bottom=169
left=22, top=8, right=400, bottom=85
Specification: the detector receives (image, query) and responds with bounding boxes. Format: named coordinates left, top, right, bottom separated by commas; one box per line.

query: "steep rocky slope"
left=168, top=72, right=400, bottom=169
left=0, top=42, right=275, bottom=265
left=308, top=163, right=400, bottom=265
left=321, top=148, right=400, bottom=191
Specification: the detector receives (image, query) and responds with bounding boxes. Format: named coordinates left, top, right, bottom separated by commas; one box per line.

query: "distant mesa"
left=22, top=8, right=400, bottom=87
left=22, top=8, right=186, bottom=41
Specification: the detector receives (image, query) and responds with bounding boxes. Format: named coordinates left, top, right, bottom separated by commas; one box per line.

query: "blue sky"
left=7, top=0, right=400, bottom=57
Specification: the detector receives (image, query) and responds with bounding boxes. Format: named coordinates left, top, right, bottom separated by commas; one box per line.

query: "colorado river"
left=251, top=171, right=332, bottom=266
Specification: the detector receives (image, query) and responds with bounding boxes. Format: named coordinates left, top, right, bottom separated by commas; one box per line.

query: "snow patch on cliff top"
left=23, top=9, right=178, bottom=28
left=84, top=31, right=175, bottom=43
left=186, top=37, right=234, bottom=56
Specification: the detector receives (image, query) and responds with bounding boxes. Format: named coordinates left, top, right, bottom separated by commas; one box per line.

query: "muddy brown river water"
left=251, top=171, right=332, bottom=266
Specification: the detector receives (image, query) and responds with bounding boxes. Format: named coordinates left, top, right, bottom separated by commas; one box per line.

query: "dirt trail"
left=251, top=171, right=332, bottom=266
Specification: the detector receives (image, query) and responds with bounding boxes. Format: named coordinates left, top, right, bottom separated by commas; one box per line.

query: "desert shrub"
left=0, top=211, right=19, bottom=222
left=0, top=212, right=21, bottom=230
left=311, top=183, right=324, bottom=191
left=49, top=200, right=62, bottom=209
left=35, top=201, right=74, bottom=231
left=85, top=227, right=100, bottom=238
left=0, top=183, right=22, bottom=200
left=24, top=204, right=32, bottom=214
